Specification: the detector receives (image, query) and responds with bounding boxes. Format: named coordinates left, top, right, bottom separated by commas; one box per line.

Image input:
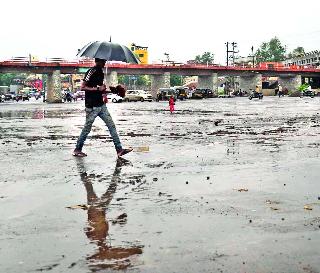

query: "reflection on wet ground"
left=0, top=97, right=320, bottom=272
left=76, top=158, right=143, bottom=271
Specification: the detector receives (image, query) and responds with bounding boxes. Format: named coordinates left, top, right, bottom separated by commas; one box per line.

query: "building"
left=234, top=56, right=254, bottom=67
left=130, top=43, right=148, bottom=64
left=283, top=50, right=320, bottom=67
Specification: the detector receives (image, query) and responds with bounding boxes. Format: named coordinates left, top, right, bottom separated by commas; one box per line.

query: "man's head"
left=95, top=58, right=106, bottom=68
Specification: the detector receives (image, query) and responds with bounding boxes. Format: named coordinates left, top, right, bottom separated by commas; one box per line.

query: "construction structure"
left=130, top=43, right=148, bottom=64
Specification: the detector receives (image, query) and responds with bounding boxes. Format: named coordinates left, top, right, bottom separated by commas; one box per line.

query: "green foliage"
left=170, top=74, right=183, bottom=86
left=118, top=75, right=129, bottom=85
left=288, top=46, right=305, bottom=59
left=0, top=73, right=26, bottom=86
left=298, top=83, right=309, bottom=92
left=255, top=37, right=286, bottom=63
left=194, top=52, right=215, bottom=65
left=136, top=75, right=150, bottom=86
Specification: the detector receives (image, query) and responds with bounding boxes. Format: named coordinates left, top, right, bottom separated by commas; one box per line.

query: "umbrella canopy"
left=77, top=41, right=140, bottom=64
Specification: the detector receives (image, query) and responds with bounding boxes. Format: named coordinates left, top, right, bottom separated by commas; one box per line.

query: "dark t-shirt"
left=83, top=67, right=104, bottom=108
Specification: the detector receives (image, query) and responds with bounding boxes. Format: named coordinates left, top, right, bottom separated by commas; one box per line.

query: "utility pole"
left=231, top=42, right=239, bottom=66
left=251, top=46, right=255, bottom=67
left=225, top=42, right=238, bottom=66
left=225, top=42, right=239, bottom=93
left=225, top=42, right=229, bottom=66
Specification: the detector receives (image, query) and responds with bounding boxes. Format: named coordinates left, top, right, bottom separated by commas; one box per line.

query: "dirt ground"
left=0, top=97, right=319, bottom=273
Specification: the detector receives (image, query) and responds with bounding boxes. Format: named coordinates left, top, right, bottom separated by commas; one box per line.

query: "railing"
left=0, top=57, right=319, bottom=72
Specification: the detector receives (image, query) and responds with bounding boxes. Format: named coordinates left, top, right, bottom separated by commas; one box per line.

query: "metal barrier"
left=0, top=57, right=319, bottom=73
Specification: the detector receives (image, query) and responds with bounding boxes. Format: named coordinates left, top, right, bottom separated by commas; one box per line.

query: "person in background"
left=278, top=84, right=283, bottom=97
left=169, top=95, right=175, bottom=114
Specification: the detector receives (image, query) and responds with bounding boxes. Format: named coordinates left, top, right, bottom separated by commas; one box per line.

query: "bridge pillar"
left=47, top=70, right=63, bottom=103
left=106, top=71, right=118, bottom=87
left=150, top=72, right=170, bottom=97
left=198, top=73, right=218, bottom=91
left=239, top=73, right=262, bottom=92
left=278, top=75, right=301, bottom=92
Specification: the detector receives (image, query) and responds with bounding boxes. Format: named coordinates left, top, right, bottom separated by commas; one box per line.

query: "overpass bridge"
left=1, top=58, right=319, bottom=102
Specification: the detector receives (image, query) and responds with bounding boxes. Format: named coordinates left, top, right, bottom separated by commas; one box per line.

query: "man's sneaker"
left=117, top=148, right=133, bottom=157
left=73, top=149, right=87, bottom=157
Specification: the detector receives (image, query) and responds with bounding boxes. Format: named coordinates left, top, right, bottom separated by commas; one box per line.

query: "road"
left=0, top=97, right=319, bottom=273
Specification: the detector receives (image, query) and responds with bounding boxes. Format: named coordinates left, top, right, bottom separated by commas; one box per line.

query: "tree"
left=194, top=52, right=215, bottom=65
left=255, top=37, right=286, bottom=63
left=118, top=75, right=130, bottom=85
left=118, top=75, right=150, bottom=87
left=288, top=46, right=305, bottom=59
left=170, top=74, right=184, bottom=86
left=0, top=73, right=27, bottom=86
left=136, top=75, right=150, bottom=86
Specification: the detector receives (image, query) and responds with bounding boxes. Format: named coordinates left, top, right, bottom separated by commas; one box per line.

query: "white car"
left=107, top=93, right=123, bottom=103
left=125, top=90, right=153, bottom=102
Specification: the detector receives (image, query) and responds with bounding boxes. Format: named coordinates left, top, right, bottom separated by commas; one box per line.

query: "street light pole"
left=251, top=46, right=255, bottom=67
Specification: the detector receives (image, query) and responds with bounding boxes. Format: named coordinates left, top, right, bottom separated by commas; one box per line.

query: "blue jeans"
left=75, top=104, right=122, bottom=152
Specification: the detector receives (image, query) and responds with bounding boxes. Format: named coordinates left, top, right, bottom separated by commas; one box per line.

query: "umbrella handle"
left=104, top=62, right=108, bottom=86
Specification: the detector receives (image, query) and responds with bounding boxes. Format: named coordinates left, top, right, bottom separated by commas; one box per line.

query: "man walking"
left=73, top=58, right=132, bottom=157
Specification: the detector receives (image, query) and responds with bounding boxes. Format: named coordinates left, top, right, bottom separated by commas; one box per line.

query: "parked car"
left=74, top=91, right=85, bottom=100
left=139, top=90, right=153, bottom=101
left=190, top=89, right=203, bottom=99
left=107, top=93, right=123, bottom=103
left=156, top=88, right=176, bottom=101
left=4, top=94, right=14, bottom=101
left=197, top=88, right=214, bottom=98
left=174, top=87, right=188, bottom=100
left=125, top=90, right=152, bottom=102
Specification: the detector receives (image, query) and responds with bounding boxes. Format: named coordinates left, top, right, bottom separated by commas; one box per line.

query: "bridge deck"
left=1, top=59, right=320, bottom=76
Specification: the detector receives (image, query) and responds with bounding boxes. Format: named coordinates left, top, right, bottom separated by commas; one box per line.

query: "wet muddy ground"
left=0, top=97, right=320, bottom=273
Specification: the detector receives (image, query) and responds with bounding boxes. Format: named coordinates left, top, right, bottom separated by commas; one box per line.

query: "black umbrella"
left=77, top=41, right=140, bottom=64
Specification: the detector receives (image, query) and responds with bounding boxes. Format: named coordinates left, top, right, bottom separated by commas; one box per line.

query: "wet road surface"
left=0, top=97, right=320, bottom=273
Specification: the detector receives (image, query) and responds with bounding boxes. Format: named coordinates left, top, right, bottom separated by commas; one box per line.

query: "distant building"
left=283, top=50, right=320, bottom=67
left=234, top=56, right=253, bottom=67
left=130, top=43, right=148, bottom=64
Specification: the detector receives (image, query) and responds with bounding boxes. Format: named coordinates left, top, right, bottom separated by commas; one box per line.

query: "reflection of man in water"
left=76, top=158, right=143, bottom=271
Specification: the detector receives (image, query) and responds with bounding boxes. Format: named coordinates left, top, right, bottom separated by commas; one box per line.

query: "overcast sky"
left=1, top=0, right=319, bottom=64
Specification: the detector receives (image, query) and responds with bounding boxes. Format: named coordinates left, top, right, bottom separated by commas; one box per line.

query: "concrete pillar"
left=47, top=70, right=63, bottom=103
left=278, top=75, right=302, bottom=92
left=239, top=73, right=262, bottom=92
left=198, top=73, right=218, bottom=91
left=106, top=71, right=118, bottom=87
left=150, top=72, right=170, bottom=97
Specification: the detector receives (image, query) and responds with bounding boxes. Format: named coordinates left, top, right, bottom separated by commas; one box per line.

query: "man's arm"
left=80, top=81, right=106, bottom=92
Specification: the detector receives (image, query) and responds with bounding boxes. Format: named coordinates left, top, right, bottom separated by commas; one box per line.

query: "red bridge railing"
left=0, top=57, right=320, bottom=73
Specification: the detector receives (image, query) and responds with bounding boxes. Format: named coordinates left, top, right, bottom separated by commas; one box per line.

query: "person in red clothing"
left=169, top=95, right=175, bottom=113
